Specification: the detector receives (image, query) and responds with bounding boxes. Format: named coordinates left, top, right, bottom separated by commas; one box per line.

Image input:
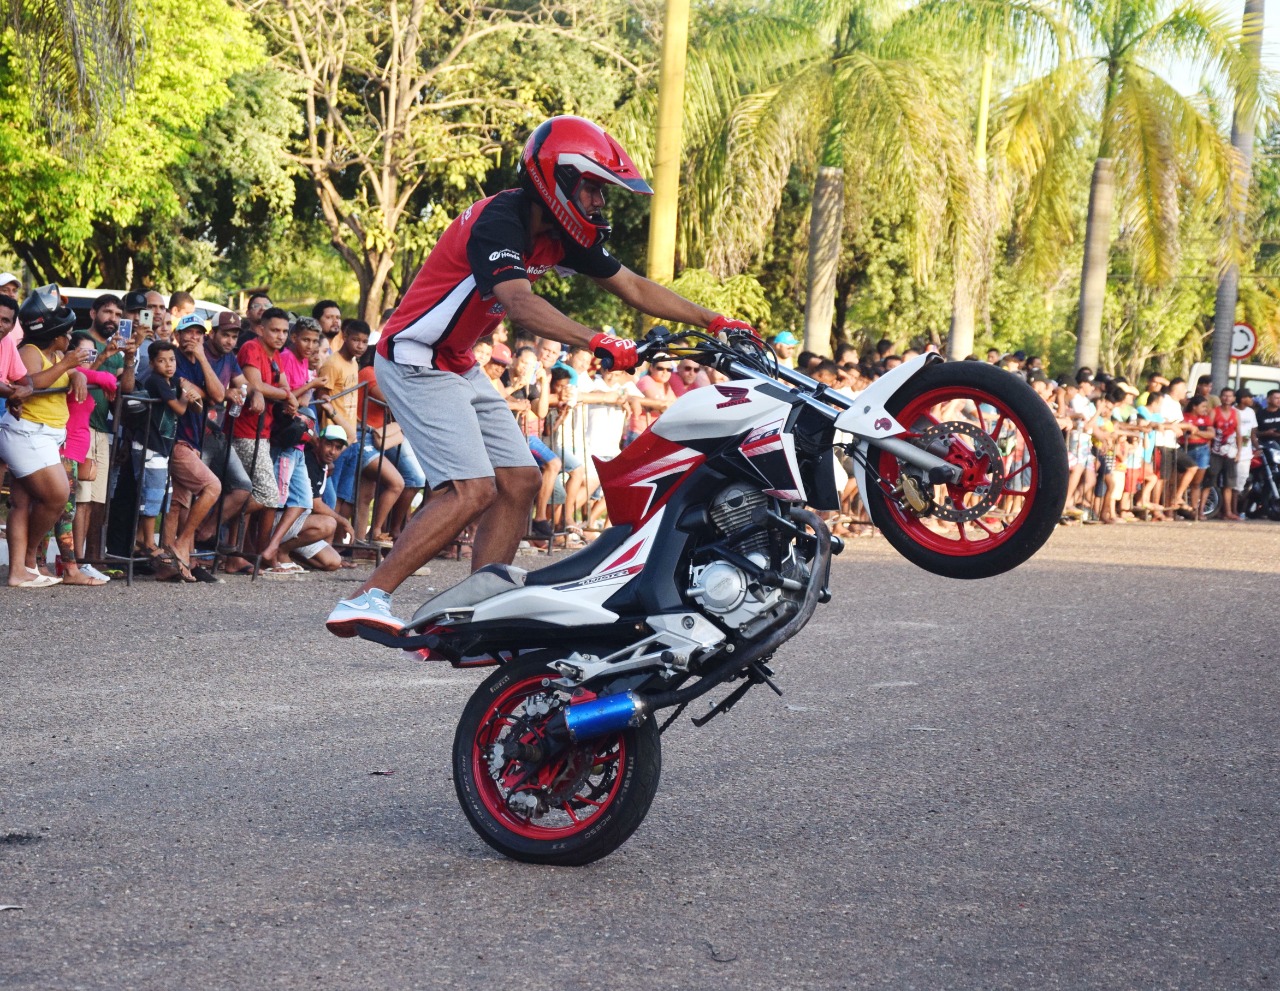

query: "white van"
left=1188, top=361, right=1280, bottom=398
left=58, top=287, right=233, bottom=332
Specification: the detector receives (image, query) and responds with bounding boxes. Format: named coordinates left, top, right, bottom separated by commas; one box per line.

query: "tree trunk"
left=948, top=278, right=975, bottom=360
left=1211, top=0, right=1264, bottom=389
left=1075, top=157, right=1116, bottom=374
left=948, top=51, right=993, bottom=362
left=645, top=0, right=690, bottom=285
left=804, top=165, right=844, bottom=355
left=359, top=251, right=397, bottom=328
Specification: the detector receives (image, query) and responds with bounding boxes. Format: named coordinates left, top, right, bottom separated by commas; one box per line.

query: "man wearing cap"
left=280, top=424, right=354, bottom=571
left=74, top=292, right=139, bottom=565
left=770, top=331, right=798, bottom=368
left=160, top=313, right=225, bottom=580
left=480, top=340, right=512, bottom=389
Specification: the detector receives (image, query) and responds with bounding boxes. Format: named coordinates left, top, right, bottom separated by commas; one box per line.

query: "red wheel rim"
left=471, top=675, right=627, bottom=840
left=876, top=386, right=1040, bottom=556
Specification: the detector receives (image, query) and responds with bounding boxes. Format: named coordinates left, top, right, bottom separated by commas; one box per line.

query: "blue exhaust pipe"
left=561, top=692, right=647, bottom=741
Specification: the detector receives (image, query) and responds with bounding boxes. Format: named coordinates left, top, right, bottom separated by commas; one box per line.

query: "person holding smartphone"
left=73, top=292, right=139, bottom=569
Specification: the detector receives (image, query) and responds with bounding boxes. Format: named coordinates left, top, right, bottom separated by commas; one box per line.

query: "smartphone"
left=117, top=318, right=133, bottom=343
left=137, top=309, right=154, bottom=331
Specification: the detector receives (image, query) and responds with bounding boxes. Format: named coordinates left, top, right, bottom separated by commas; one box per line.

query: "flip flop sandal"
left=155, top=549, right=196, bottom=583
left=15, top=567, right=61, bottom=588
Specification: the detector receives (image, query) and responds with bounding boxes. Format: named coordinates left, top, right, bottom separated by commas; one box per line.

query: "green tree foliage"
left=1239, top=128, right=1280, bottom=360
left=6, top=0, right=137, bottom=151
left=241, top=0, right=649, bottom=324
left=997, top=0, right=1258, bottom=372
left=0, top=0, right=283, bottom=290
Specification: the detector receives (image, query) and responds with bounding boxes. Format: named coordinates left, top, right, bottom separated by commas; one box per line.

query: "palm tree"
left=895, top=0, right=1065, bottom=360
left=1210, top=0, right=1265, bottom=387
left=6, top=0, right=138, bottom=151
left=1001, top=0, right=1258, bottom=374
left=617, top=0, right=976, bottom=352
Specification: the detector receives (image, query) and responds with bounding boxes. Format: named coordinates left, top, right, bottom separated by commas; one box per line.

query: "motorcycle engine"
left=688, top=484, right=785, bottom=631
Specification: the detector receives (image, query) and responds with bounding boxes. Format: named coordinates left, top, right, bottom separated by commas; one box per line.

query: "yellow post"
left=646, top=0, right=691, bottom=285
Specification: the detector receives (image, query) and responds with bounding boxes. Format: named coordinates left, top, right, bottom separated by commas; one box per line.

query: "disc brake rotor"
left=915, top=420, right=1006, bottom=523
left=485, top=691, right=606, bottom=819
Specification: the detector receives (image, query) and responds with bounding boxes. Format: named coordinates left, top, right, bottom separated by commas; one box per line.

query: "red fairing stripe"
left=742, top=435, right=783, bottom=456
left=594, top=431, right=705, bottom=528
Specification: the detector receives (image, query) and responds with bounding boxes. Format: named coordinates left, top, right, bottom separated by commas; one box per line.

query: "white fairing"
left=838, top=353, right=937, bottom=509
left=832, top=353, right=933, bottom=439
left=467, top=508, right=670, bottom=626
left=654, top=382, right=795, bottom=444
left=470, top=585, right=619, bottom=626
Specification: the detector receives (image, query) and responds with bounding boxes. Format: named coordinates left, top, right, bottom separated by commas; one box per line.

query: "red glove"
left=589, top=332, right=638, bottom=372
left=708, top=314, right=763, bottom=347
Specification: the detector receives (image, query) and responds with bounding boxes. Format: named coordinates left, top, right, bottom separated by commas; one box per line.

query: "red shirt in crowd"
left=1184, top=410, right=1212, bottom=446
left=233, top=338, right=281, bottom=441
left=1211, top=405, right=1238, bottom=453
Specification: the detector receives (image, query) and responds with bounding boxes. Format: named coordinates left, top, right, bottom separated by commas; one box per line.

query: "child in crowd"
left=52, top=331, right=119, bottom=584
left=134, top=341, right=200, bottom=582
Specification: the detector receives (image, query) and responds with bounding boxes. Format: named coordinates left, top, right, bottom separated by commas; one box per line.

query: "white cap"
left=0, top=272, right=18, bottom=288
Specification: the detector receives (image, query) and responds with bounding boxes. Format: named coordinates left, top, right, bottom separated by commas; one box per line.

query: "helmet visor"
left=31, top=284, right=62, bottom=314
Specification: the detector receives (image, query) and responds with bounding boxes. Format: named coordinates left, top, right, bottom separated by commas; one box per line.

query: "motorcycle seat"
left=523, top=524, right=634, bottom=586
left=408, top=563, right=527, bottom=628
left=406, top=527, right=636, bottom=630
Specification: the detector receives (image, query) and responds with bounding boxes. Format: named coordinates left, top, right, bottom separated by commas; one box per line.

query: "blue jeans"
left=331, top=431, right=426, bottom=503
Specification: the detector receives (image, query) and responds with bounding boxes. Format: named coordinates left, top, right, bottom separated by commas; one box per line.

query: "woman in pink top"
left=50, top=332, right=118, bottom=584
left=626, top=359, right=677, bottom=445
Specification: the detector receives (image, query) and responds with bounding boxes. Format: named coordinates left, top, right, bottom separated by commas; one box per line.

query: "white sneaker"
left=325, top=589, right=404, bottom=638
left=80, top=564, right=112, bottom=583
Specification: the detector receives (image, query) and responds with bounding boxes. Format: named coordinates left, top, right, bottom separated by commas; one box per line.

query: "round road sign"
left=1232, top=323, right=1257, bottom=361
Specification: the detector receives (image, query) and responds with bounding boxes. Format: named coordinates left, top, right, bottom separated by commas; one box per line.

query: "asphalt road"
left=2, top=521, right=1278, bottom=990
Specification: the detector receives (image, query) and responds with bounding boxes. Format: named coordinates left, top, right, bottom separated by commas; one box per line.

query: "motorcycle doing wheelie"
left=355, top=329, right=1068, bottom=865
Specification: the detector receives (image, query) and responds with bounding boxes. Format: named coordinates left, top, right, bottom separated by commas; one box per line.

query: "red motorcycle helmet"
left=518, top=116, right=653, bottom=248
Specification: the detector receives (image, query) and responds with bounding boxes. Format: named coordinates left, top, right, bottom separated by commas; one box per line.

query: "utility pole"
left=646, top=0, right=691, bottom=286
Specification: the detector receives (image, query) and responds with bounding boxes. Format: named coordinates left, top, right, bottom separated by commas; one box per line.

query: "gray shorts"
left=374, top=354, right=535, bottom=489
left=1209, top=452, right=1239, bottom=488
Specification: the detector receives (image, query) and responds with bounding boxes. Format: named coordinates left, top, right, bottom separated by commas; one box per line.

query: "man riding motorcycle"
left=326, top=115, right=755, bottom=638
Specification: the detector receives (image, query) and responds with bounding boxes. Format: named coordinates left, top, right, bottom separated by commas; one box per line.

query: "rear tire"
left=1201, top=483, right=1222, bottom=520
left=453, top=657, right=662, bottom=865
left=863, top=361, right=1068, bottom=579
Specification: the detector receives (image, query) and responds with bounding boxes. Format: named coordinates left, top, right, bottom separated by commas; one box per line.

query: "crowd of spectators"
left=1, top=275, right=1276, bottom=589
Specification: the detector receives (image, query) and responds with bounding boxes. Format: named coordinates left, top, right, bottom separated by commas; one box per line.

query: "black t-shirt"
left=1257, top=406, right=1280, bottom=441
left=509, top=382, right=541, bottom=405
left=144, top=375, right=179, bottom=456
left=304, top=446, right=326, bottom=501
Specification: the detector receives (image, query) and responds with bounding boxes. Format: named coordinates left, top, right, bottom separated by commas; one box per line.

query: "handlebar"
left=632, top=327, right=853, bottom=416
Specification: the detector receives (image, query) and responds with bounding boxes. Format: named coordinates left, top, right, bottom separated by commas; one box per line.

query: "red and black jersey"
left=376, top=188, right=622, bottom=373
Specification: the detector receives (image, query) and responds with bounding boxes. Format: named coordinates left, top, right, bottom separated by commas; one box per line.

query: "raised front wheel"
left=862, top=361, right=1068, bottom=579
left=453, top=657, right=662, bottom=866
